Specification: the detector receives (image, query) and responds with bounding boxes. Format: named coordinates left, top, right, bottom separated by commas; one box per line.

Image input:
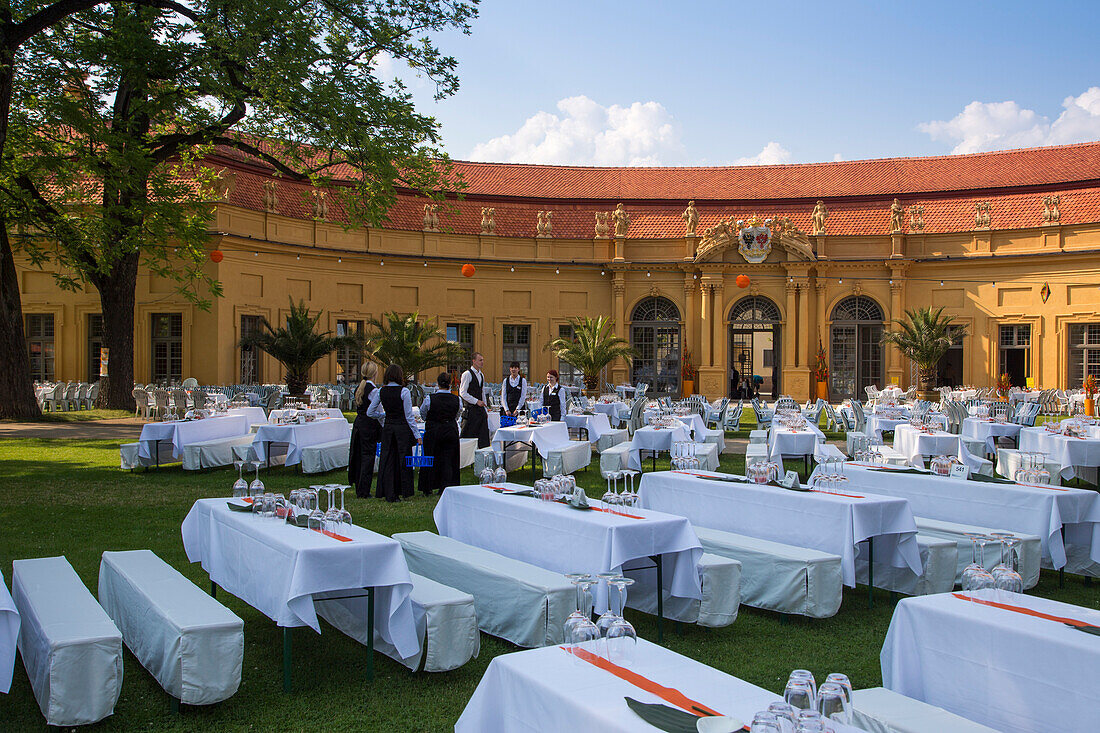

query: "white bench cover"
left=852, top=687, right=1000, bottom=733
left=473, top=447, right=526, bottom=475
left=745, top=442, right=768, bottom=465
left=856, top=535, right=957, bottom=596
left=596, top=428, right=629, bottom=453
left=120, top=441, right=176, bottom=469
left=459, top=437, right=478, bottom=468
left=693, top=526, right=842, bottom=618
left=624, top=552, right=741, bottom=628
left=13, top=556, right=123, bottom=726
left=748, top=429, right=768, bottom=444
left=598, top=441, right=633, bottom=476
left=995, top=448, right=1063, bottom=485
left=181, top=435, right=255, bottom=471
left=97, top=550, right=243, bottom=705
left=319, top=572, right=479, bottom=673
left=394, top=532, right=574, bottom=648
left=913, top=517, right=1042, bottom=589
left=817, top=443, right=846, bottom=461
left=846, top=430, right=869, bottom=457
left=300, top=438, right=350, bottom=474
left=0, top=570, right=18, bottom=693
left=542, top=440, right=592, bottom=476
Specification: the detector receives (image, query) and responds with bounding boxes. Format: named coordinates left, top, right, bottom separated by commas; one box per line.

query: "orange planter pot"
left=1085, top=398, right=1095, bottom=416
left=816, top=381, right=829, bottom=400
left=682, top=380, right=694, bottom=397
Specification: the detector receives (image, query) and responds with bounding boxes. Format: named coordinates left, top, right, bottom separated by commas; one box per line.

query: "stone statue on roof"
left=262, top=180, right=278, bottom=213
left=594, top=211, right=610, bottom=238
left=812, top=200, right=828, bottom=235
left=889, top=198, right=904, bottom=233
left=536, top=210, right=553, bottom=237
left=311, top=190, right=328, bottom=221
left=682, top=200, right=699, bottom=236
left=481, top=207, right=495, bottom=235
left=612, top=203, right=630, bottom=238
left=423, top=203, right=440, bottom=231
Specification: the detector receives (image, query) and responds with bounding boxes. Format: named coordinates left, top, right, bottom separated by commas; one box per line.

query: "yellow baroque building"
left=17, top=141, right=1100, bottom=402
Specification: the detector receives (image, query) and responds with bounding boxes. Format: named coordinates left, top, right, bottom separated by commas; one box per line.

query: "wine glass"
left=602, top=472, right=622, bottom=512
left=563, top=573, right=592, bottom=646
left=232, top=460, right=248, bottom=498
left=785, top=677, right=816, bottom=711
left=961, top=533, right=984, bottom=590
left=567, top=576, right=599, bottom=657
left=823, top=674, right=852, bottom=706
left=493, top=452, right=507, bottom=484
left=323, top=485, right=340, bottom=531
left=620, top=470, right=639, bottom=507
left=750, top=712, right=782, bottom=733
left=337, top=485, right=352, bottom=529
left=479, top=466, right=494, bottom=485
left=766, top=702, right=798, bottom=733
left=816, top=681, right=851, bottom=724
left=796, top=709, right=829, bottom=732
left=248, top=462, right=264, bottom=505
left=606, top=577, right=636, bottom=666
left=595, top=572, right=620, bottom=639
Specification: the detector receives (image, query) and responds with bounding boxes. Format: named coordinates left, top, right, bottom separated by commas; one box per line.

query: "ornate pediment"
left=695, top=214, right=815, bottom=264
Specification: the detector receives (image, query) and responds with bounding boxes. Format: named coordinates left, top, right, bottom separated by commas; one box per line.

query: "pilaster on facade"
left=890, top=232, right=906, bottom=259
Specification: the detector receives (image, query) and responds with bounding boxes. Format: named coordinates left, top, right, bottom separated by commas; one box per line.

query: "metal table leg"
left=283, top=627, right=292, bottom=692
left=649, top=554, right=664, bottom=642
left=867, top=538, right=875, bottom=609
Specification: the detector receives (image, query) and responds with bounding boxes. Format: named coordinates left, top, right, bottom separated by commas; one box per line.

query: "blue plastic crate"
left=406, top=455, right=434, bottom=468
left=499, top=414, right=517, bottom=428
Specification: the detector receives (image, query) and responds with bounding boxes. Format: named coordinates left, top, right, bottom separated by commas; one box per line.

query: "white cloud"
left=833, top=153, right=845, bottom=162
left=468, top=95, right=684, bottom=166
left=919, top=87, right=1100, bottom=154
left=732, top=141, right=792, bottom=166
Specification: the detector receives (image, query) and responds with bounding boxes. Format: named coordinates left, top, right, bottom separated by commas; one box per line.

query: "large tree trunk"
left=93, top=252, right=139, bottom=410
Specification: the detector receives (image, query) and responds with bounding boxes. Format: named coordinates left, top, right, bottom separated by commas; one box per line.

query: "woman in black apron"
left=367, top=364, right=421, bottom=502
left=348, top=361, right=380, bottom=497
left=502, top=361, right=528, bottom=417
left=418, top=372, right=461, bottom=495
left=543, top=369, right=565, bottom=421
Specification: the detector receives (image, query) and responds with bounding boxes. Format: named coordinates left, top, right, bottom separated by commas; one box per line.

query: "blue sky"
left=385, top=0, right=1100, bottom=166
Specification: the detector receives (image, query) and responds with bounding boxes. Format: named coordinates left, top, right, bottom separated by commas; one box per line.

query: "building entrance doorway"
left=728, top=296, right=781, bottom=399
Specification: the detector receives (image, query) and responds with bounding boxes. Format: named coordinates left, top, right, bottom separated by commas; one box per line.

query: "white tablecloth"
left=882, top=589, right=1100, bottom=733
left=639, top=470, right=922, bottom=587
left=820, top=463, right=1100, bottom=568
left=893, top=424, right=984, bottom=471
left=181, top=498, right=418, bottom=658
left=226, top=406, right=268, bottom=429
left=950, top=389, right=978, bottom=401
left=457, top=639, right=866, bottom=733
left=268, top=407, right=345, bottom=422
left=865, top=415, right=909, bottom=439
left=565, top=412, right=615, bottom=443
left=0, top=570, right=18, bottom=694
left=961, top=418, right=1022, bottom=453
left=628, top=425, right=692, bottom=471
left=1018, top=426, right=1100, bottom=480
left=767, top=424, right=826, bottom=472
left=251, top=418, right=351, bottom=466
left=138, top=414, right=250, bottom=460
left=434, top=484, right=702, bottom=614
left=1008, top=389, right=1042, bottom=404
left=492, top=421, right=572, bottom=459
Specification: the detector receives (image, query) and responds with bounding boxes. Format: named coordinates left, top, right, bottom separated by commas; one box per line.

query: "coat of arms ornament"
left=737, top=214, right=772, bottom=264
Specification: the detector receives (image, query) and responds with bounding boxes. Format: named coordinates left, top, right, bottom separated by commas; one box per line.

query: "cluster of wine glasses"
left=478, top=453, right=509, bottom=485
left=670, top=441, right=701, bottom=470
left=777, top=413, right=807, bottom=431
left=814, top=458, right=850, bottom=494
left=1013, top=451, right=1051, bottom=484
left=746, top=670, right=852, bottom=731
left=851, top=435, right=885, bottom=464
left=747, top=460, right=780, bottom=485
left=930, top=454, right=963, bottom=477
left=534, top=474, right=578, bottom=502
left=601, top=470, right=639, bottom=510
left=563, top=573, right=636, bottom=666
left=962, top=532, right=1024, bottom=592
left=232, top=460, right=263, bottom=499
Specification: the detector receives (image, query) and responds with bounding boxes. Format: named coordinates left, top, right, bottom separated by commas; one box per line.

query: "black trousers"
left=461, top=404, right=490, bottom=448
left=418, top=422, right=460, bottom=495
left=348, top=418, right=380, bottom=498
left=377, top=420, right=414, bottom=502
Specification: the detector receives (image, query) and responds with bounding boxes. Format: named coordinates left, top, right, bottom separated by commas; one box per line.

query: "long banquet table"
left=181, top=498, right=418, bottom=687
left=815, top=462, right=1100, bottom=568
left=138, top=413, right=251, bottom=461
left=767, top=423, right=826, bottom=472
left=960, top=417, right=1022, bottom=453
left=1018, top=425, right=1100, bottom=481
left=251, top=417, right=351, bottom=467
left=564, top=412, right=615, bottom=443
left=434, top=483, right=702, bottom=623
left=457, top=639, right=866, bottom=732
left=638, top=470, right=922, bottom=587
left=882, top=589, right=1100, bottom=733
left=893, top=424, right=985, bottom=471
left=627, top=424, right=692, bottom=471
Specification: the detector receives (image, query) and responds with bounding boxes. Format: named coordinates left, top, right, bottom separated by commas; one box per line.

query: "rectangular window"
left=151, top=313, right=183, bottom=384
left=999, top=324, right=1031, bottom=387
left=335, top=319, right=363, bottom=384
left=556, top=324, right=582, bottom=387
left=26, top=314, right=54, bottom=382
left=240, top=315, right=263, bottom=384
left=87, top=314, right=104, bottom=383
left=446, top=323, right=474, bottom=376
left=1069, top=324, right=1100, bottom=388
left=502, top=324, right=531, bottom=378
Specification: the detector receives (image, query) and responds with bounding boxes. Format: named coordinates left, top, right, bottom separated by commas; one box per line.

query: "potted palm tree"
left=546, top=316, right=636, bottom=398
left=881, top=306, right=968, bottom=401
left=681, top=349, right=697, bottom=397
left=238, top=298, right=365, bottom=397
left=363, top=311, right=467, bottom=403
left=812, top=341, right=829, bottom=400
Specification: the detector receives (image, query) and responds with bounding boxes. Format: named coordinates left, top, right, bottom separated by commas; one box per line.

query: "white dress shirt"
left=502, top=375, right=528, bottom=413
left=459, top=367, right=485, bottom=406
left=366, top=382, right=420, bottom=435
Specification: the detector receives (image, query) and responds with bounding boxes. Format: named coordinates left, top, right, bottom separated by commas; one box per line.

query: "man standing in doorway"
left=460, top=352, right=491, bottom=447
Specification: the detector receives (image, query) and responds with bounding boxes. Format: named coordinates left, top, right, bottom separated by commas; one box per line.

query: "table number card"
left=949, top=463, right=970, bottom=479
left=781, top=470, right=800, bottom=489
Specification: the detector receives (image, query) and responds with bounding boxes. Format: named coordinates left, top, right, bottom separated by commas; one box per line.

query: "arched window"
left=630, top=297, right=682, bottom=396
left=830, top=296, right=885, bottom=400
left=728, top=297, right=782, bottom=398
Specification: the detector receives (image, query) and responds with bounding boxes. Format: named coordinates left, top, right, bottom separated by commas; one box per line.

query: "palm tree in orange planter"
left=882, top=307, right=967, bottom=399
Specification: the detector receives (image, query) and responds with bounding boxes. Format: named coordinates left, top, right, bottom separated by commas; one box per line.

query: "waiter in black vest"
left=418, top=372, right=461, bottom=495
left=502, top=361, right=528, bottom=417
left=459, top=352, right=491, bottom=447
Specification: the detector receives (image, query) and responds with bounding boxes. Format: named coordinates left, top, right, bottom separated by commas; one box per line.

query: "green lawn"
left=5, top=409, right=134, bottom=423
left=0, top=436, right=1097, bottom=731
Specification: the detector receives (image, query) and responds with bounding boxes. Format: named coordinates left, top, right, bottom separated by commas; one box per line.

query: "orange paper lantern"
left=210, top=249, right=224, bottom=263
left=736, top=274, right=750, bottom=288
left=461, top=263, right=475, bottom=277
